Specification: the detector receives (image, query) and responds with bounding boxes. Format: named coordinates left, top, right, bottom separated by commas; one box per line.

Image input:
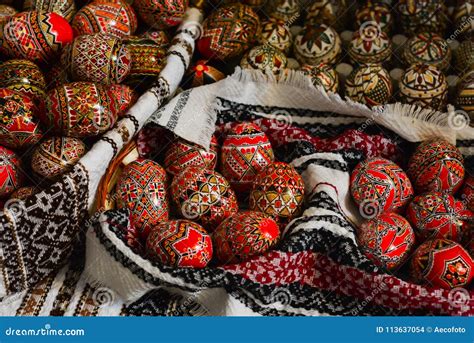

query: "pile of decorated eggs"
left=352, top=139, right=474, bottom=289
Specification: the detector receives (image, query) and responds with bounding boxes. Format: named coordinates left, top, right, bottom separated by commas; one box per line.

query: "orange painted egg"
left=44, top=82, right=118, bottom=138
left=133, top=0, right=188, bottom=29
left=351, top=157, right=414, bottom=218
left=116, top=158, right=169, bottom=240
left=164, top=135, right=219, bottom=176
left=0, top=88, right=43, bottom=150
left=358, top=212, right=416, bottom=271
left=31, top=136, right=86, bottom=179
left=72, top=1, right=137, bottom=38
left=146, top=219, right=212, bottom=268
left=411, top=239, right=473, bottom=289
left=10, top=186, right=38, bottom=201
left=0, top=145, right=22, bottom=197
left=221, top=122, right=274, bottom=193
left=212, top=211, right=280, bottom=264
left=171, top=166, right=239, bottom=230
left=407, top=139, right=465, bottom=194
left=249, top=162, right=305, bottom=224
left=1, top=11, right=73, bottom=65
left=61, top=34, right=132, bottom=85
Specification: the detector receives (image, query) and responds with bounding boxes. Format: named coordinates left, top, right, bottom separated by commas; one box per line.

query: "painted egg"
left=243, top=0, right=265, bottom=6
left=345, top=64, right=393, bottom=107
left=348, top=29, right=392, bottom=65
left=0, top=59, right=46, bottom=109
left=249, top=162, right=305, bottom=224
left=258, top=19, right=292, bottom=54
left=455, top=40, right=474, bottom=74
left=397, top=0, right=448, bottom=36
left=164, top=135, right=219, bottom=176
left=1, top=11, right=73, bottom=65
left=454, top=1, right=474, bottom=38
left=407, top=192, right=468, bottom=243
left=305, top=0, right=347, bottom=31
left=198, top=3, right=260, bottom=60
left=10, top=186, right=37, bottom=201
left=411, top=239, right=473, bottom=289
left=402, top=32, right=451, bottom=72
left=123, top=36, right=166, bottom=91
left=0, top=146, right=22, bottom=197
left=221, top=122, right=275, bottom=193
left=146, top=220, right=212, bottom=268
left=407, top=139, right=464, bottom=194
left=44, top=82, right=118, bottom=138
left=399, top=63, right=448, bottom=111
left=301, top=63, right=339, bottom=93
left=23, top=0, right=76, bottom=22
left=240, top=44, right=288, bottom=74
left=171, top=166, right=239, bottom=230
left=456, top=70, right=474, bottom=116
left=139, top=30, right=170, bottom=48
left=355, top=1, right=393, bottom=34
left=116, top=158, right=169, bottom=240
left=461, top=175, right=474, bottom=212
left=212, top=211, right=280, bottom=264
left=358, top=212, right=416, bottom=271
left=182, top=60, right=226, bottom=89
left=61, top=33, right=132, bottom=85
left=108, top=84, right=138, bottom=117
left=133, top=0, right=188, bottom=29
left=351, top=157, right=414, bottom=217
left=293, top=24, right=341, bottom=66
left=31, top=136, right=86, bottom=179
left=0, top=5, right=17, bottom=24
left=264, top=0, right=300, bottom=22
left=0, top=88, right=43, bottom=150
left=72, top=1, right=137, bottom=38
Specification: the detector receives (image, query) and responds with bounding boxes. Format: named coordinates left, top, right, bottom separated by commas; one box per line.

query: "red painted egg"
left=23, top=0, right=76, bottom=22
left=44, top=82, right=118, bottom=138
left=0, top=146, right=22, bottom=197
left=406, top=192, right=469, bottom=243
left=0, top=59, right=46, bottom=109
left=116, top=158, right=169, bottom=240
left=1, top=11, right=73, bottom=65
left=212, top=211, right=280, bottom=264
left=221, top=122, right=275, bottom=193
left=407, top=139, right=465, bottom=194
left=0, top=89, right=43, bottom=150
left=171, top=166, right=239, bottom=230
left=31, top=136, right=86, bottom=179
left=108, top=84, right=138, bottom=117
left=249, top=162, right=305, bottom=224
left=164, top=135, right=219, bottom=176
left=146, top=219, right=212, bottom=268
left=198, top=3, right=260, bottom=60
left=10, top=186, right=37, bottom=201
left=72, top=2, right=137, bottom=38
left=350, top=157, right=414, bottom=218
left=461, top=175, right=474, bottom=212
left=358, top=212, right=415, bottom=270
left=133, top=0, right=188, bottom=29
left=61, top=34, right=132, bottom=85
left=411, top=239, right=474, bottom=289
